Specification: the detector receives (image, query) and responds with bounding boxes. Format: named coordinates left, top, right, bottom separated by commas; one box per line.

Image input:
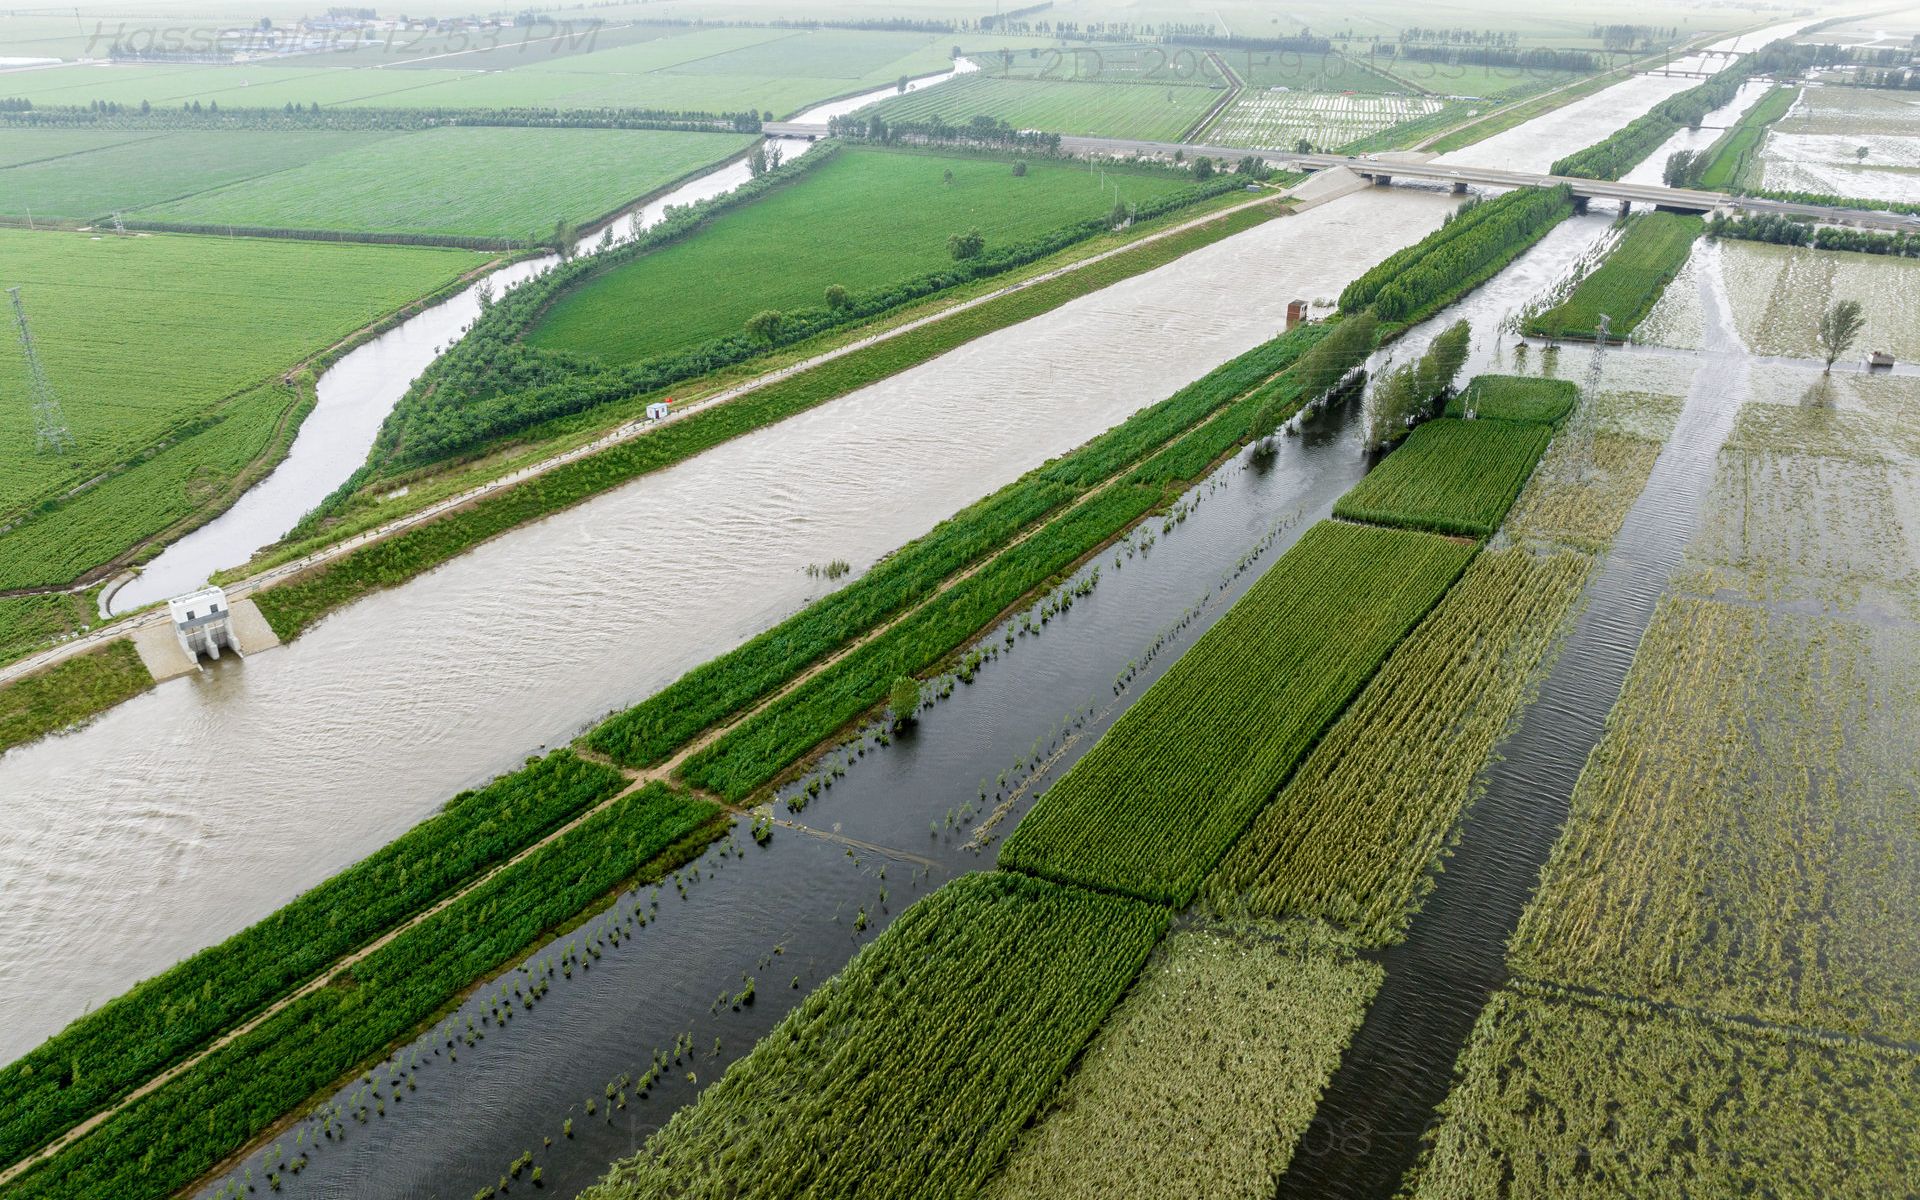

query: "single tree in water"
left=1816, top=298, right=1866, bottom=373
left=889, top=676, right=923, bottom=728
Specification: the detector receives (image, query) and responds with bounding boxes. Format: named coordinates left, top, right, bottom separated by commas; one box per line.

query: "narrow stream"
left=1277, top=241, right=1753, bottom=1199
left=107, top=63, right=976, bottom=615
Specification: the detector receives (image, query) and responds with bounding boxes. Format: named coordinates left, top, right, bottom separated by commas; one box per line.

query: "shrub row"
left=255, top=199, right=1285, bottom=642
left=11, top=785, right=723, bottom=1200
left=1338, top=187, right=1575, bottom=325
left=680, top=483, right=1163, bottom=800
left=0, top=751, right=625, bottom=1167
left=1001, top=520, right=1476, bottom=905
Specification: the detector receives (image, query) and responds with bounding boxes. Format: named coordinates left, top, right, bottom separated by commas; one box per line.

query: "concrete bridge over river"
left=761, top=123, right=1920, bottom=234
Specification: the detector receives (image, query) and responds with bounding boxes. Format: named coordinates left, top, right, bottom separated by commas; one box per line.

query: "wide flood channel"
left=107, top=62, right=975, bottom=614
left=0, top=185, right=1458, bottom=1056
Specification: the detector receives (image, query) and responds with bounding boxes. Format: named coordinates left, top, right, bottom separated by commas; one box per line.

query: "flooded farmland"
left=2, top=24, right=1847, bottom=1200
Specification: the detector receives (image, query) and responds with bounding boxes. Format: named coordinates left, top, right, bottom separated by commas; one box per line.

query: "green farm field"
left=1526, top=213, right=1702, bottom=340
left=1002, top=520, right=1475, bottom=906
left=0, top=229, right=486, bottom=585
left=1332, top=418, right=1550, bottom=538
left=525, top=146, right=1192, bottom=364
left=869, top=73, right=1220, bottom=140
left=0, top=26, right=1028, bottom=117
left=0, top=129, right=397, bottom=223
left=131, top=127, right=754, bottom=241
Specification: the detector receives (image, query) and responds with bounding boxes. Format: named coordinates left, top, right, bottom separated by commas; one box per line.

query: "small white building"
left=646, top=401, right=672, bottom=421
left=168, top=586, right=236, bottom=661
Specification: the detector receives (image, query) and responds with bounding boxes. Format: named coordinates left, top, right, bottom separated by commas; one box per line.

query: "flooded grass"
left=1204, top=547, right=1589, bottom=947
left=1403, top=981, right=1920, bottom=1198
left=986, top=922, right=1379, bottom=1200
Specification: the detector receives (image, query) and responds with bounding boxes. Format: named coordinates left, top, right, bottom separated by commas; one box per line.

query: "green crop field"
left=1525, top=213, right=1702, bottom=340
left=1442, top=374, right=1576, bottom=425
left=525, top=146, right=1190, bottom=364
left=0, top=229, right=486, bottom=587
left=0, top=129, right=395, bottom=223
left=1207, top=548, right=1589, bottom=946
left=1695, top=83, right=1797, bottom=189
left=868, top=73, right=1221, bottom=140
left=985, top=924, right=1380, bottom=1200
left=583, top=871, right=1169, bottom=1200
left=1001, top=520, right=1475, bottom=906
left=130, top=127, right=752, bottom=241
left=0, top=26, right=1036, bottom=117
left=1406, top=983, right=1920, bottom=1198
left=0, top=130, right=163, bottom=169
left=1332, top=418, right=1551, bottom=537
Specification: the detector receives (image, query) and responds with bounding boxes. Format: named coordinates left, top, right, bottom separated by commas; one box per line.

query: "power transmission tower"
left=111, top=211, right=127, bottom=236
left=9, top=287, right=76, bottom=455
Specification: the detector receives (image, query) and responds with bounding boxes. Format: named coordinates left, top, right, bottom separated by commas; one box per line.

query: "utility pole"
left=10, top=287, right=76, bottom=455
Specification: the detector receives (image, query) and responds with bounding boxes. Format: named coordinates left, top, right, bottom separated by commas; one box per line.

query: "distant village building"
left=646, top=401, right=672, bottom=420
left=1286, top=299, right=1308, bottom=331
left=168, top=586, right=236, bottom=661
